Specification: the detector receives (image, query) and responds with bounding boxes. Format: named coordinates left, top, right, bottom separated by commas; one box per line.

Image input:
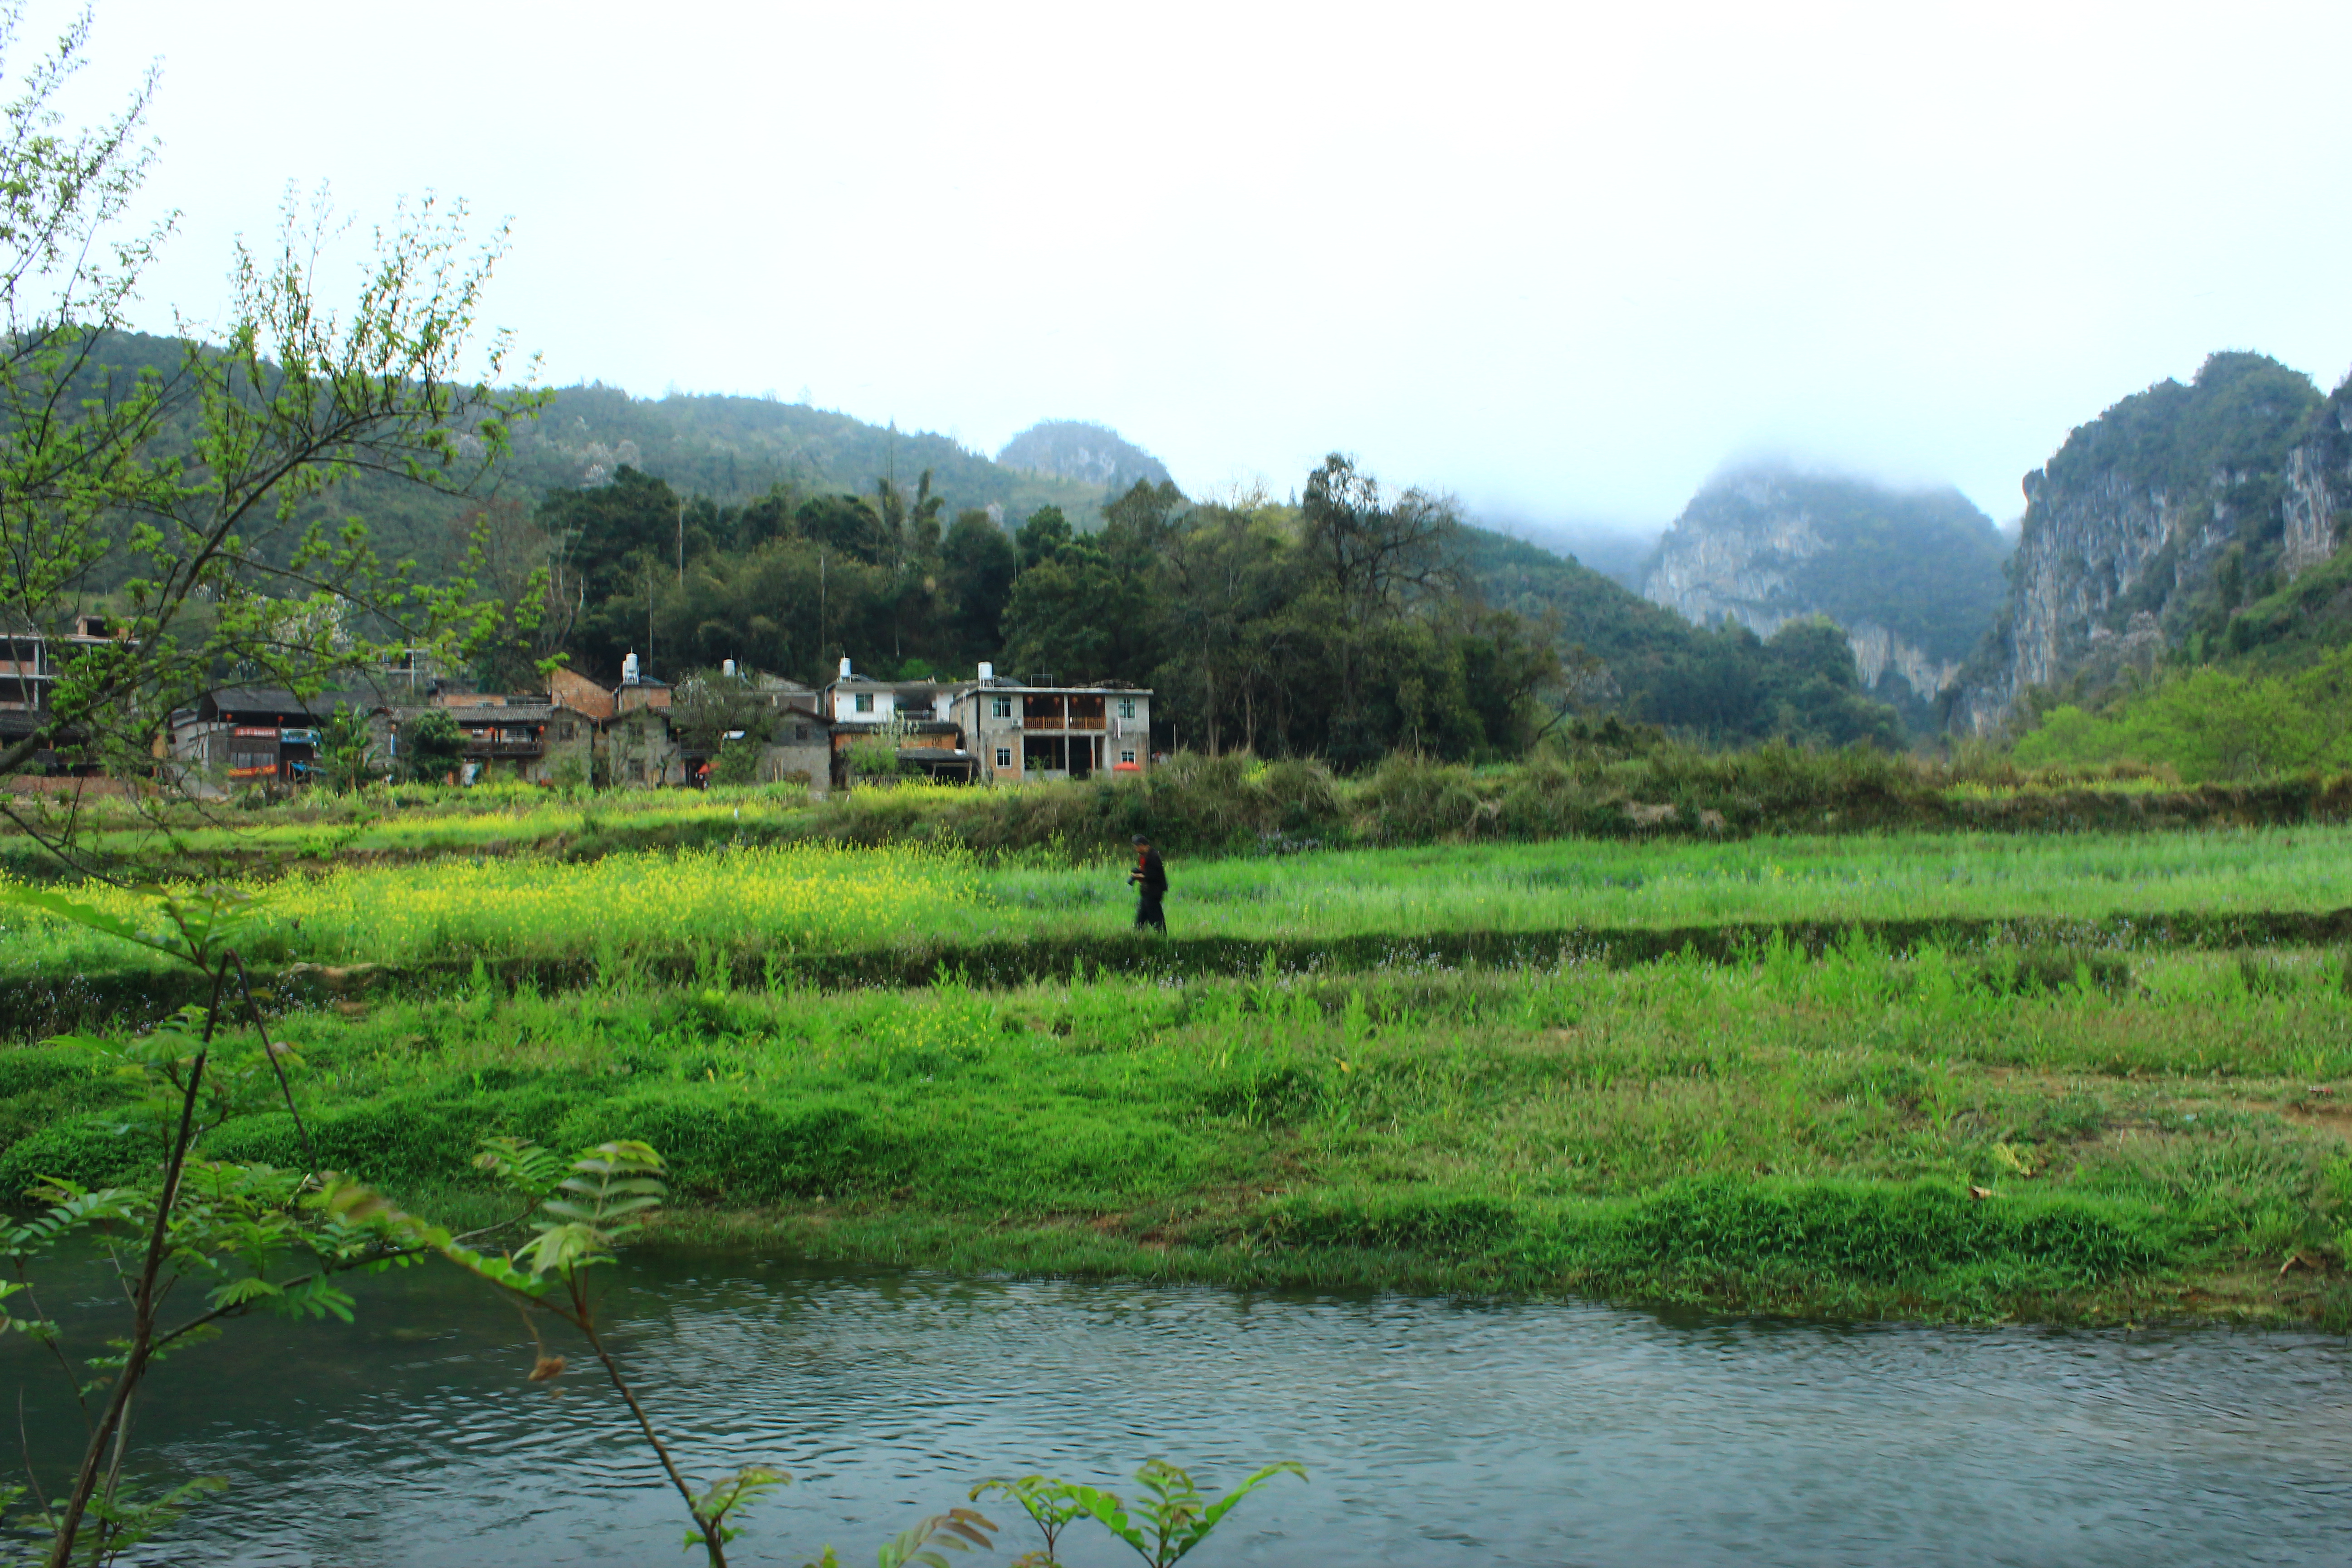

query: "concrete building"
left=947, top=662, right=1151, bottom=784
left=820, top=658, right=976, bottom=785
left=4, top=614, right=128, bottom=772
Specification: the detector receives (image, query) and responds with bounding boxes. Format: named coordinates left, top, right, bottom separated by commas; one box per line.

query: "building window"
left=995, top=747, right=1012, bottom=768
left=1117, top=698, right=1135, bottom=719
left=557, top=722, right=575, bottom=741
left=794, top=724, right=810, bottom=741
left=992, top=696, right=1012, bottom=719
left=854, top=692, right=874, bottom=713
left=1121, top=749, right=1137, bottom=764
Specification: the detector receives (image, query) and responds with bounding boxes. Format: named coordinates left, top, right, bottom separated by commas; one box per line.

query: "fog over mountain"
left=1471, top=514, right=1663, bottom=592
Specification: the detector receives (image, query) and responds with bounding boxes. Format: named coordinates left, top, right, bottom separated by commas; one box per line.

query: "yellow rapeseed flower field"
left=0, top=842, right=977, bottom=968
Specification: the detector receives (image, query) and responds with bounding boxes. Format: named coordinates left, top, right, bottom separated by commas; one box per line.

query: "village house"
left=429, top=693, right=563, bottom=785
left=598, top=652, right=680, bottom=786
left=817, top=658, right=1152, bottom=785
left=947, top=662, right=1151, bottom=783
left=738, top=670, right=833, bottom=786
left=5, top=615, right=130, bottom=775
left=167, top=686, right=344, bottom=788
left=820, top=658, right=976, bottom=783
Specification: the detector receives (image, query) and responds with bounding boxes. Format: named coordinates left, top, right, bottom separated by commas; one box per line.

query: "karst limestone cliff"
left=996, top=420, right=1171, bottom=490
left=1641, top=466, right=2009, bottom=717
left=1951, top=353, right=2349, bottom=732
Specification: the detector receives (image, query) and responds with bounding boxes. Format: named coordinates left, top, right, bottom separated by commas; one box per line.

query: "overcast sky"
left=56, top=0, right=2352, bottom=537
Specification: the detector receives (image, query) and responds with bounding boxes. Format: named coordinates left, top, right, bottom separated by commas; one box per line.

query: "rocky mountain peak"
left=996, top=420, right=1171, bottom=491
left=1640, top=464, right=2009, bottom=720
left=1951, top=353, right=2337, bottom=731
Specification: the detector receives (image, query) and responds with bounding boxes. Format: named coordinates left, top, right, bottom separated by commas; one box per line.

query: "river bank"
left=7, top=946, right=2348, bottom=1327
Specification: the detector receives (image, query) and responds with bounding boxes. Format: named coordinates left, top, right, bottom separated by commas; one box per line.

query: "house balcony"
left=1024, top=715, right=1106, bottom=731
left=465, top=739, right=544, bottom=758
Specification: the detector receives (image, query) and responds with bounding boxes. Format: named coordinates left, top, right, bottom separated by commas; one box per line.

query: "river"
left=6, top=1249, right=2348, bottom=1565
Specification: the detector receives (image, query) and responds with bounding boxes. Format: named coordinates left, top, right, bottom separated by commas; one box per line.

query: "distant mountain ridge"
left=1640, top=466, right=2010, bottom=722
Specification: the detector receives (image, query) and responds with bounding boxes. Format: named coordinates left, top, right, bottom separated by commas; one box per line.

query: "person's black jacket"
left=1132, top=847, right=1166, bottom=897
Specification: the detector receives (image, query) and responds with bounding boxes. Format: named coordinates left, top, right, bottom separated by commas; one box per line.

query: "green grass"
left=9, top=824, right=2352, bottom=988
left=7, top=947, right=2350, bottom=1324
left=11, top=745, right=2352, bottom=889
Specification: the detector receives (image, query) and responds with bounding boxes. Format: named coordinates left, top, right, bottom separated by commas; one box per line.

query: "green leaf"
left=876, top=1509, right=997, bottom=1568
left=206, top=1276, right=282, bottom=1309
left=1187, top=1461, right=1306, bottom=1552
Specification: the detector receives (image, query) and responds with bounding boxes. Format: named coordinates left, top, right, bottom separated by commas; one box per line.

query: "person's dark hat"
left=1132, top=833, right=1149, bottom=845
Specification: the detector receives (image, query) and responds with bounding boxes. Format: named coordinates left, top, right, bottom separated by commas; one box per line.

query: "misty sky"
left=58, top=0, right=2352, bottom=539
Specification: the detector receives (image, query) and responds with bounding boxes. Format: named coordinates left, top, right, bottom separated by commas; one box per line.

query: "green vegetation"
left=2014, top=647, right=2352, bottom=782
left=18, top=815, right=2352, bottom=993
left=8, top=795, right=2352, bottom=1332
left=35, top=734, right=2352, bottom=890
left=1656, top=466, right=2011, bottom=671
left=7, top=931, right=2349, bottom=1327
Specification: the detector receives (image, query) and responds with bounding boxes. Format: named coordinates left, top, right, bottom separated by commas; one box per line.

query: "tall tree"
left=941, top=507, right=1016, bottom=658
left=1297, top=453, right=1462, bottom=764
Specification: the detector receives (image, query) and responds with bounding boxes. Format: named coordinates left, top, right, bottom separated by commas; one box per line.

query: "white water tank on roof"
left=622, top=651, right=640, bottom=684
left=839, top=656, right=853, bottom=679
left=978, top=661, right=994, bottom=682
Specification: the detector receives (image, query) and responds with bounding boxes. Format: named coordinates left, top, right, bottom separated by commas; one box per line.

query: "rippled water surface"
left=8, top=1250, right=2351, bottom=1566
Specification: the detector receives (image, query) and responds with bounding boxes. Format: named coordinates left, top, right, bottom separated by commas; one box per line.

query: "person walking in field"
left=1130, top=833, right=1168, bottom=931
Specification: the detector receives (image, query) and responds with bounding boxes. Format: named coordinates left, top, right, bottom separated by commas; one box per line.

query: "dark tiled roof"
left=434, top=703, right=555, bottom=725
left=205, top=687, right=363, bottom=720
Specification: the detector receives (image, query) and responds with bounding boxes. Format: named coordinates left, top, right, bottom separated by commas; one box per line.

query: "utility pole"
left=676, top=497, right=685, bottom=586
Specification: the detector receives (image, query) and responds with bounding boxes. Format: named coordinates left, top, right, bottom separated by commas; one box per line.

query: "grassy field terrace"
left=4, top=801, right=2352, bottom=1328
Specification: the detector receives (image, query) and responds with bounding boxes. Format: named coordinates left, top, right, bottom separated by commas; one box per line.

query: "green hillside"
left=1998, top=367, right=2352, bottom=780
left=1652, top=468, right=2010, bottom=668
left=504, top=387, right=1109, bottom=531
left=1460, top=527, right=1904, bottom=748
left=66, top=332, right=1110, bottom=587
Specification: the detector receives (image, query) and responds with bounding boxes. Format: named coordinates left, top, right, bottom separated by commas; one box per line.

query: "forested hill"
left=1638, top=466, right=2011, bottom=727
left=73, top=332, right=1111, bottom=583
left=506, top=387, right=1108, bottom=529
left=1458, top=527, right=1907, bottom=748
left=1952, top=350, right=2339, bottom=729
